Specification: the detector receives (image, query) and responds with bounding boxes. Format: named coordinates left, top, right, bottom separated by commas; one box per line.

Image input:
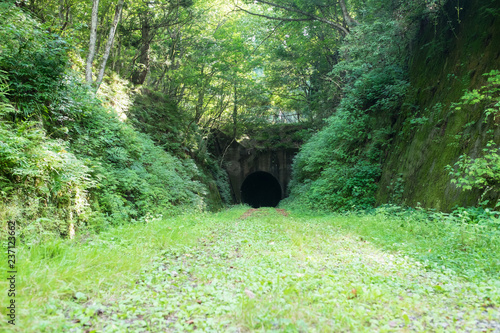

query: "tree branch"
left=235, top=6, right=312, bottom=23
left=251, top=20, right=284, bottom=55
left=238, top=0, right=350, bottom=35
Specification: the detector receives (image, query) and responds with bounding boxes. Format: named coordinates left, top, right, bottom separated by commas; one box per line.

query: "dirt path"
left=239, top=208, right=289, bottom=219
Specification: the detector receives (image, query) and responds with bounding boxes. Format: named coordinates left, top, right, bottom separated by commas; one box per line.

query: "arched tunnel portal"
left=241, top=171, right=282, bottom=208
left=209, top=130, right=299, bottom=204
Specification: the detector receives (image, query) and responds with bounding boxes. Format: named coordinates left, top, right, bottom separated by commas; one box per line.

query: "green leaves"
left=0, top=5, right=69, bottom=115
left=446, top=71, right=500, bottom=208
left=447, top=141, right=500, bottom=208
left=289, top=10, right=411, bottom=212
left=455, top=70, right=500, bottom=123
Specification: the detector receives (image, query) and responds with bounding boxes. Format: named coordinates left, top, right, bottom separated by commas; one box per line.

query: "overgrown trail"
left=8, top=207, right=500, bottom=332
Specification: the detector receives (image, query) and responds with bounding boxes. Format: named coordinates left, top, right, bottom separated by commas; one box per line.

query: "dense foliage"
left=288, top=0, right=500, bottom=213
left=446, top=70, right=500, bottom=208
left=2, top=0, right=500, bottom=329
left=288, top=5, right=415, bottom=210
left=0, top=4, right=209, bottom=242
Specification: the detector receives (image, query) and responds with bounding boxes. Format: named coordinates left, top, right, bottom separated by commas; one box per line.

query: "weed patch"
left=3, top=207, right=499, bottom=332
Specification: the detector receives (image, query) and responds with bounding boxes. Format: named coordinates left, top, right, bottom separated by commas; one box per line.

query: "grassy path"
left=2, top=207, right=500, bottom=332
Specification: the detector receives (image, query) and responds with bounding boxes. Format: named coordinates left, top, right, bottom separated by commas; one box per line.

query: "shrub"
left=0, top=4, right=69, bottom=116
left=446, top=71, right=500, bottom=209
left=454, top=70, right=500, bottom=123
left=447, top=141, right=500, bottom=208
left=50, top=72, right=209, bottom=226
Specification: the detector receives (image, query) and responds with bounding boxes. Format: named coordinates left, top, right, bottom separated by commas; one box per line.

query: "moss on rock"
left=376, top=0, right=500, bottom=210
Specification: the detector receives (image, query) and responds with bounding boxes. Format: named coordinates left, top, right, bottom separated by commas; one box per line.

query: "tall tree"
left=86, top=0, right=99, bottom=83
left=127, top=0, right=193, bottom=85
left=95, top=0, right=124, bottom=89
left=85, top=0, right=125, bottom=90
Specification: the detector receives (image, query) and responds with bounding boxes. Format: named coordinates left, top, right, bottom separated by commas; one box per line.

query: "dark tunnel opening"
left=241, top=171, right=282, bottom=208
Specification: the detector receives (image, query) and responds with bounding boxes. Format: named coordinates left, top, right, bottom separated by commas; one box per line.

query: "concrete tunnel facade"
left=211, top=135, right=298, bottom=205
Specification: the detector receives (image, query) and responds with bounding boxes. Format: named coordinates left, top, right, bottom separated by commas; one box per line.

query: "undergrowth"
left=2, top=206, right=499, bottom=332
left=0, top=4, right=210, bottom=243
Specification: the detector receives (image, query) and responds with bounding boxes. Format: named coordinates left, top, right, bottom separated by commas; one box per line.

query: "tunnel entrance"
left=241, top=171, right=282, bottom=208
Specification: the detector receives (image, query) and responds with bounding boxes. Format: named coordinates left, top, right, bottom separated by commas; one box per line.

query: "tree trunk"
left=58, top=0, right=64, bottom=25
left=112, top=34, right=121, bottom=72
left=194, top=65, right=206, bottom=123
left=131, top=17, right=151, bottom=85
left=94, top=3, right=111, bottom=65
left=86, top=0, right=99, bottom=84
left=339, top=0, right=359, bottom=27
left=232, top=83, right=238, bottom=139
left=153, top=28, right=181, bottom=90
left=59, top=0, right=71, bottom=31
left=96, top=0, right=125, bottom=90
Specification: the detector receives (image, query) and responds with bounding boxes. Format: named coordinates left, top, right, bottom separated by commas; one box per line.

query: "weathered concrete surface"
left=211, top=133, right=298, bottom=203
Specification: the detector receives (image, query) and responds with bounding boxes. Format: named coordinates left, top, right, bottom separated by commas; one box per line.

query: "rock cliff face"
left=376, top=0, right=500, bottom=210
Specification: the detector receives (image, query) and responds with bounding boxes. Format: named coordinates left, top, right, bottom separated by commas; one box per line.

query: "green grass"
left=1, top=206, right=499, bottom=332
